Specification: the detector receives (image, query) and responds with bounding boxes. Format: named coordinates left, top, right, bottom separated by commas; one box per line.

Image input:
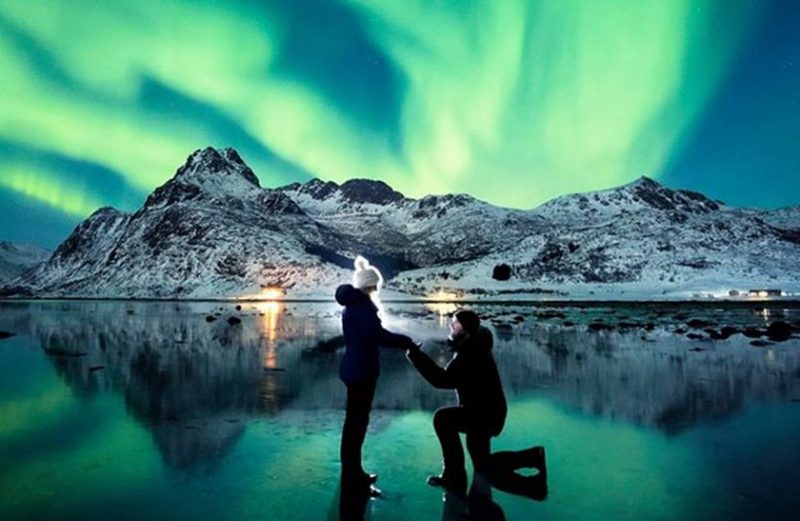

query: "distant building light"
left=748, top=289, right=782, bottom=298
left=260, top=286, right=285, bottom=300
left=427, top=289, right=461, bottom=302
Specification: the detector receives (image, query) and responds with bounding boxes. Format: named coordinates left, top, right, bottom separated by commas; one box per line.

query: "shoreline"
left=2, top=296, right=800, bottom=308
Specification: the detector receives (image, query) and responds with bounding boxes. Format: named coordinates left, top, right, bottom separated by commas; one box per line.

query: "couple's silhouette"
left=334, top=257, right=547, bottom=519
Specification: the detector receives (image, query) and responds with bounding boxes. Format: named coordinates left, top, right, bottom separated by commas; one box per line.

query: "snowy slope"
left=275, top=179, right=546, bottom=267
left=0, top=242, right=50, bottom=283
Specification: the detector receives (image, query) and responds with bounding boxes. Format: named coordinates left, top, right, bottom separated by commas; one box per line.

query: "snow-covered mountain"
left=3, top=147, right=799, bottom=299
left=0, top=242, right=50, bottom=283
left=3, top=148, right=356, bottom=298
left=393, top=177, right=800, bottom=298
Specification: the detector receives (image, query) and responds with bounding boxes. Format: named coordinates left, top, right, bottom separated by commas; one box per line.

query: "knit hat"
left=454, top=310, right=480, bottom=334
left=352, top=256, right=383, bottom=290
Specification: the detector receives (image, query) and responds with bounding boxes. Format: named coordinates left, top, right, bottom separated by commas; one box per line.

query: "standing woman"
left=335, top=256, right=415, bottom=491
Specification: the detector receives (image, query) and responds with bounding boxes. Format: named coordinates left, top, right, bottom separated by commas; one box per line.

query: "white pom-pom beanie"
left=352, top=256, right=383, bottom=290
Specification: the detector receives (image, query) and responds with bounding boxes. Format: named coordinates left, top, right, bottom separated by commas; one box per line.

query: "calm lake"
left=1, top=300, right=799, bottom=520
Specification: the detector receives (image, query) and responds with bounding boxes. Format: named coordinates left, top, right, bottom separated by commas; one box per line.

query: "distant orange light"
left=260, top=287, right=285, bottom=300
left=427, top=289, right=459, bottom=302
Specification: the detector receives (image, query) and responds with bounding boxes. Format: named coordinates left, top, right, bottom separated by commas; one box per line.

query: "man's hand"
left=407, top=340, right=422, bottom=353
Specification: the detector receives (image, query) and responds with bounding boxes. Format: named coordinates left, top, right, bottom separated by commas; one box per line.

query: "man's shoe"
left=427, top=474, right=467, bottom=499
left=519, top=446, right=547, bottom=476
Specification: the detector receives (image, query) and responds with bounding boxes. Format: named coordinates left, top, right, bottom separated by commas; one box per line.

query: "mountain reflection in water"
left=1, top=300, right=799, bottom=471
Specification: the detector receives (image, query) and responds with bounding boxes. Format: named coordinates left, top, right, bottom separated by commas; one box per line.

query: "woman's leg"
left=340, top=381, right=377, bottom=478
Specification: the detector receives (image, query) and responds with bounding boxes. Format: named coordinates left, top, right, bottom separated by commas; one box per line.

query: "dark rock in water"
left=89, top=365, right=105, bottom=372
left=742, top=327, right=766, bottom=339
left=126, top=309, right=134, bottom=315
left=617, top=322, right=640, bottom=329
left=767, top=321, right=792, bottom=342
left=645, top=323, right=656, bottom=331
left=263, top=367, right=286, bottom=372
left=227, top=316, right=242, bottom=326
left=719, top=326, right=739, bottom=339
left=205, top=315, right=217, bottom=323
left=0, top=331, right=17, bottom=340
left=512, top=315, right=525, bottom=323
left=686, top=333, right=705, bottom=340
left=44, top=347, right=87, bottom=357
left=235, top=305, right=242, bottom=311
left=674, top=328, right=687, bottom=335
left=588, top=322, right=614, bottom=332
left=563, top=321, right=575, bottom=327
left=674, top=313, right=689, bottom=321
left=687, top=319, right=713, bottom=329
left=689, top=347, right=705, bottom=352
left=750, top=340, right=772, bottom=347
left=537, top=311, right=566, bottom=320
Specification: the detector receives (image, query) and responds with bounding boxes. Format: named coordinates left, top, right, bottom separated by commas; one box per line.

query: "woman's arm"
left=362, top=308, right=414, bottom=349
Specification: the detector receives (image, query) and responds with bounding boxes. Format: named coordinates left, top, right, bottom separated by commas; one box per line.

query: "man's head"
left=352, top=255, right=383, bottom=294
left=450, top=310, right=480, bottom=341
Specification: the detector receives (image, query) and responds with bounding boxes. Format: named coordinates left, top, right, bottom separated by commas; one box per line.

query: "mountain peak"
left=339, top=179, right=406, bottom=205
left=622, top=175, right=720, bottom=213
left=144, top=147, right=261, bottom=208
left=277, top=177, right=406, bottom=205
left=277, top=177, right=341, bottom=200
left=177, top=147, right=261, bottom=187
left=626, top=175, right=661, bottom=189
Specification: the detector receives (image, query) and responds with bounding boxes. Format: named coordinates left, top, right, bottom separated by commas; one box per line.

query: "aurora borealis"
left=1, top=0, right=798, bottom=246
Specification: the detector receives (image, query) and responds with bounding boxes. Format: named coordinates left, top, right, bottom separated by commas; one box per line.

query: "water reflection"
left=1, top=301, right=799, bottom=473
left=425, top=301, right=459, bottom=328
left=441, top=455, right=548, bottom=521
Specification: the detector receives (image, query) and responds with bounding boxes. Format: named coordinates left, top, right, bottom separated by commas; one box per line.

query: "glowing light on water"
left=423, top=289, right=461, bottom=327
left=254, top=301, right=284, bottom=364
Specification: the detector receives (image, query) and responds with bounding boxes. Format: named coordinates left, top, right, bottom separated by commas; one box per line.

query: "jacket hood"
left=449, top=326, right=494, bottom=353
left=335, top=284, right=370, bottom=306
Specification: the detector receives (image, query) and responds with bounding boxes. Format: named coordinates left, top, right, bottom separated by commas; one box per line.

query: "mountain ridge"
left=3, top=147, right=799, bottom=299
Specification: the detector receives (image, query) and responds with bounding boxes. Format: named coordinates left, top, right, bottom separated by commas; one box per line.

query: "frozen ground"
left=1, top=301, right=799, bottom=520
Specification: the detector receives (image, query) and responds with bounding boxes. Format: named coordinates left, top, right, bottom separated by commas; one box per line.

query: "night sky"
left=1, top=0, right=798, bottom=247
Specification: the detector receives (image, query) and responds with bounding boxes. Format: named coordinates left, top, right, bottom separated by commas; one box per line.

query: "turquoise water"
left=1, top=301, right=799, bottom=520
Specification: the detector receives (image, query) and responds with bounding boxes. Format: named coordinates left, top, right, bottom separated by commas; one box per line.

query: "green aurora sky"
left=1, top=0, right=798, bottom=247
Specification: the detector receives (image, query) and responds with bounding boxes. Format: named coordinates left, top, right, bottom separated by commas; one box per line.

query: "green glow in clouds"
left=0, top=0, right=759, bottom=219
left=350, top=0, right=757, bottom=205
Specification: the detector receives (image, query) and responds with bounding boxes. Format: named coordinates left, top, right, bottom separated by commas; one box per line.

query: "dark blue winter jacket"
left=407, top=326, right=507, bottom=436
left=335, top=284, right=413, bottom=384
